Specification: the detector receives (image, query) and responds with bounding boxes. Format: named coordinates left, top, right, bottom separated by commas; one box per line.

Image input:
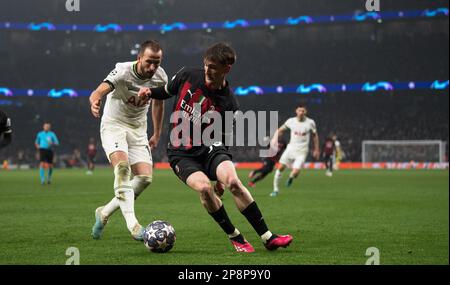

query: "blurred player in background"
left=138, top=42, right=293, bottom=252
left=322, top=136, right=335, bottom=177
left=0, top=110, right=12, bottom=149
left=86, top=137, right=97, bottom=175
left=270, top=105, right=320, bottom=196
left=332, top=134, right=344, bottom=170
left=89, top=40, right=168, bottom=241
left=248, top=139, right=286, bottom=187
left=35, top=122, right=59, bottom=185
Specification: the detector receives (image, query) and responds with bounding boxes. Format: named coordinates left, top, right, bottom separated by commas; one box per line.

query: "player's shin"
left=241, top=201, right=273, bottom=242
left=273, top=169, right=282, bottom=192
left=114, top=161, right=139, bottom=232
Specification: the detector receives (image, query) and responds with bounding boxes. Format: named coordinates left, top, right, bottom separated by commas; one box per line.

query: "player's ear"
left=224, top=64, right=231, bottom=74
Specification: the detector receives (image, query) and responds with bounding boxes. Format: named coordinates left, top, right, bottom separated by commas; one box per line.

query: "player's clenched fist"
left=138, top=87, right=151, bottom=99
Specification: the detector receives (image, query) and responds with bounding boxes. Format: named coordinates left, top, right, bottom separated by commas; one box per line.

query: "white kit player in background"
left=270, top=105, right=320, bottom=197
left=89, top=40, right=168, bottom=240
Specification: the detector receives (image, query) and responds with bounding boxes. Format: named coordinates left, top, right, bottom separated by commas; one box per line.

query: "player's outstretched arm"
left=138, top=86, right=172, bottom=100
left=89, top=82, right=112, bottom=118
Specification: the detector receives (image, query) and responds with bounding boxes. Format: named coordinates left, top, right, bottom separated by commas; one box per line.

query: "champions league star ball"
left=143, top=220, right=176, bottom=253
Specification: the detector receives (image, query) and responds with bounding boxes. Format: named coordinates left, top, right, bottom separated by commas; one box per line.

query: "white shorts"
left=279, top=146, right=308, bottom=170
left=100, top=121, right=152, bottom=165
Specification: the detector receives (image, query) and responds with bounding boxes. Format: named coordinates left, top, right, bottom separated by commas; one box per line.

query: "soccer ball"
left=143, top=220, right=176, bottom=253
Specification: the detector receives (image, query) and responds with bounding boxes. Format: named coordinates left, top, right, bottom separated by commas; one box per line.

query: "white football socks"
left=114, top=162, right=138, bottom=232
left=273, top=169, right=282, bottom=192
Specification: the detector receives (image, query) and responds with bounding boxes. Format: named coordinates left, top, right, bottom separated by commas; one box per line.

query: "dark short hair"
left=139, top=40, right=162, bottom=55
left=296, top=104, right=307, bottom=110
left=203, top=43, right=236, bottom=66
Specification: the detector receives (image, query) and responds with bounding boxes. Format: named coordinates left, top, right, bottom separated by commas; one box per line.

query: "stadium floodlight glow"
left=1, top=8, right=448, bottom=33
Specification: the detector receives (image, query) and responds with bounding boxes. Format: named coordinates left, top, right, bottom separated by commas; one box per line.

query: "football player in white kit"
left=89, top=40, right=168, bottom=240
left=270, top=105, right=320, bottom=196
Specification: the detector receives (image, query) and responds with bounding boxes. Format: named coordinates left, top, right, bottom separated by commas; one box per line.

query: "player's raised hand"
left=90, top=99, right=102, bottom=118
left=138, top=87, right=151, bottom=99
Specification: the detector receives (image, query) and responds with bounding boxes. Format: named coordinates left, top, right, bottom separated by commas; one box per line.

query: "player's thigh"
left=170, top=156, right=205, bottom=186
left=100, top=122, right=128, bottom=164
left=215, top=159, right=241, bottom=186
left=292, top=152, right=307, bottom=170
left=127, top=127, right=153, bottom=167
left=279, top=150, right=294, bottom=169
left=109, top=151, right=129, bottom=167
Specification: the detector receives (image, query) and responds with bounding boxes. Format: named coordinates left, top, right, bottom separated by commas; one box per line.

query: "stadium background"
left=0, top=0, right=448, bottom=167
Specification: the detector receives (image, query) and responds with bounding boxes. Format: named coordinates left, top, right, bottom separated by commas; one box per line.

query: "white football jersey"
left=101, top=61, right=168, bottom=128
left=282, top=117, right=317, bottom=150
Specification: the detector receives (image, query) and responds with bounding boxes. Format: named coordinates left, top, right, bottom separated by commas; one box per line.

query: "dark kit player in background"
left=138, top=42, right=293, bottom=253
left=323, top=136, right=336, bottom=177
left=86, top=137, right=97, bottom=175
left=0, top=110, right=12, bottom=149
left=248, top=140, right=287, bottom=187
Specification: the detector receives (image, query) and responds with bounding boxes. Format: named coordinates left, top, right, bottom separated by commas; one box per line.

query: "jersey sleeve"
left=310, top=119, right=317, bottom=134
left=281, top=118, right=292, bottom=130
left=51, top=132, right=60, bottom=146
left=103, top=63, right=126, bottom=90
left=165, top=67, right=188, bottom=95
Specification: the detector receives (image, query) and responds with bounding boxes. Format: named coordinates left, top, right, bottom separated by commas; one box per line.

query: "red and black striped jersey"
left=165, top=67, right=239, bottom=157
left=323, top=137, right=335, bottom=156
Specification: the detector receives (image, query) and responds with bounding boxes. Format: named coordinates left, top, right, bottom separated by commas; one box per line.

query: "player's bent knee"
left=195, top=182, right=213, bottom=196
left=114, top=161, right=131, bottom=184
left=227, top=178, right=245, bottom=195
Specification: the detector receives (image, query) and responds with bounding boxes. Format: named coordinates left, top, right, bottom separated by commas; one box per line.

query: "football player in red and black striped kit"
left=138, top=43, right=292, bottom=252
left=322, top=136, right=336, bottom=177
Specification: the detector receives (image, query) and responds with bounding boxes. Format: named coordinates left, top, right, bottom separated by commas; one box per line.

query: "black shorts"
left=39, top=149, right=54, bottom=164
left=260, top=158, right=276, bottom=174
left=323, top=154, right=333, bottom=162
left=169, top=145, right=232, bottom=183
left=87, top=155, right=96, bottom=164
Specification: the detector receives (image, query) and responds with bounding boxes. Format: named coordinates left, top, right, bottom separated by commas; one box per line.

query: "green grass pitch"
left=0, top=168, right=448, bottom=265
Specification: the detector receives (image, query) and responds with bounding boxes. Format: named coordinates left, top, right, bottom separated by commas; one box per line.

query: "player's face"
left=296, top=107, right=307, bottom=119
left=43, top=123, right=51, bottom=131
left=204, top=59, right=230, bottom=87
left=137, top=48, right=162, bottom=79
